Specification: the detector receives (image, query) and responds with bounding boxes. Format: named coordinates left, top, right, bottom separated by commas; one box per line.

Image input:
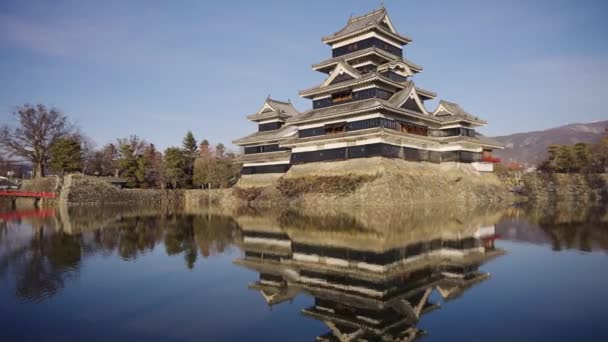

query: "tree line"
left=538, top=133, right=608, bottom=173
left=0, top=104, right=240, bottom=188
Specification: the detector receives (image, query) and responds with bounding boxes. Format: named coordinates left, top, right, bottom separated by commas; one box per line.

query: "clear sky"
left=1, top=0, right=606, bottom=151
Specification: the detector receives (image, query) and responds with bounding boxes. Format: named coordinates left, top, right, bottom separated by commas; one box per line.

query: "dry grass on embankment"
left=225, top=157, right=513, bottom=208
left=277, top=174, right=378, bottom=198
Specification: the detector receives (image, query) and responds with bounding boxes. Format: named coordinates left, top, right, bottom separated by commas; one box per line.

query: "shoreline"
left=3, top=158, right=607, bottom=211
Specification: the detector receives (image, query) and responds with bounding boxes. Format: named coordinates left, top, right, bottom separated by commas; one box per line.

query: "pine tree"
left=573, top=143, right=590, bottom=173
left=48, top=137, right=83, bottom=175
left=182, top=131, right=198, bottom=188
left=118, top=144, right=139, bottom=188
left=554, top=145, right=575, bottom=173
left=164, top=147, right=187, bottom=189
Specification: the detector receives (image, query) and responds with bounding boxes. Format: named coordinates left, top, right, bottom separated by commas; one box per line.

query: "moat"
left=1, top=204, right=607, bottom=341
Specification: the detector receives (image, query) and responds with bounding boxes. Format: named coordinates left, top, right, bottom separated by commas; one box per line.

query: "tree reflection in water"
left=0, top=210, right=240, bottom=302
left=0, top=200, right=606, bottom=334
left=496, top=204, right=608, bottom=253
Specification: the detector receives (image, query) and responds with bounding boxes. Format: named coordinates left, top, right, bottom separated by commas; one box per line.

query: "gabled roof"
left=433, top=100, right=483, bottom=123
left=233, top=125, right=298, bottom=146
left=321, top=61, right=362, bottom=87
left=377, top=60, right=415, bottom=78
left=286, top=97, right=441, bottom=126
left=249, top=282, right=300, bottom=306
left=322, top=7, right=412, bottom=45
left=387, top=83, right=430, bottom=115
left=299, top=71, right=408, bottom=98
left=246, top=97, right=300, bottom=122
left=312, top=47, right=422, bottom=73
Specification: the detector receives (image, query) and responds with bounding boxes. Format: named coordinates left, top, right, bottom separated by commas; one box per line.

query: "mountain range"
left=491, top=120, right=608, bottom=166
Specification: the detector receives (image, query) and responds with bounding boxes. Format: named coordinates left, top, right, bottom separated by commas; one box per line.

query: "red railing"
left=0, top=191, right=56, bottom=198
left=0, top=209, right=56, bottom=221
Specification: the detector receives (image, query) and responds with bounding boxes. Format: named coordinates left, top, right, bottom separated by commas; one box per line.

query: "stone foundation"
left=59, top=175, right=183, bottom=207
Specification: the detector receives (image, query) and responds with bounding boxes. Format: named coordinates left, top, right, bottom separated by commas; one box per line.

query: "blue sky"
left=1, top=0, right=606, bottom=151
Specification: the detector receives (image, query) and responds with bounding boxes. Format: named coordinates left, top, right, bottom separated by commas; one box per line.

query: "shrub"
left=232, top=187, right=263, bottom=204
left=277, top=175, right=377, bottom=199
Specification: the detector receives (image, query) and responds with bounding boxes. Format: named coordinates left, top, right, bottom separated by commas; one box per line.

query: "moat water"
left=1, top=204, right=607, bottom=341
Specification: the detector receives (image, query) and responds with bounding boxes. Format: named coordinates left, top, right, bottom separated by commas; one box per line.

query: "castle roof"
left=312, top=47, right=422, bottom=73
left=322, top=7, right=412, bottom=45
left=286, top=97, right=435, bottom=126
left=232, top=125, right=297, bottom=146
left=287, top=93, right=486, bottom=127
left=433, top=100, right=484, bottom=123
left=246, top=97, right=300, bottom=122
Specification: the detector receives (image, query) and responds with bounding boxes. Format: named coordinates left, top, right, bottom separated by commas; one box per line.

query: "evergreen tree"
left=554, top=145, right=575, bottom=173
left=182, top=131, right=198, bottom=188
left=48, top=137, right=83, bottom=175
left=118, top=143, right=139, bottom=188
left=164, top=147, right=187, bottom=189
left=573, top=143, right=590, bottom=173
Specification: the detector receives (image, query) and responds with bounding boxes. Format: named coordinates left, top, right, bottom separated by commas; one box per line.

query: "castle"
left=234, top=7, right=502, bottom=175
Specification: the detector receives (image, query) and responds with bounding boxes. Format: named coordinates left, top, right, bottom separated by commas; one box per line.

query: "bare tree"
left=0, top=104, right=73, bottom=178
left=116, top=135, right=146, bottom=157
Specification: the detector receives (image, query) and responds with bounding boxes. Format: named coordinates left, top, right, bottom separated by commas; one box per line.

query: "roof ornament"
left=266, top=94, right=271, bottom=100
left=379, top=0, right=385, bottom=9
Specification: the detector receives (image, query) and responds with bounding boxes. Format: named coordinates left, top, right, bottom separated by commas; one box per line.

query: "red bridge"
left=0, top=208, right=56, bottom=221
left=0, top=190, right=57, bottom=199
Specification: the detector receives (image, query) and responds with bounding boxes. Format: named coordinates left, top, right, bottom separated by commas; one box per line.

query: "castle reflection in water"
left=3, top=204, right=606, bottom=341
left=234, top=209, right=502, bottom=341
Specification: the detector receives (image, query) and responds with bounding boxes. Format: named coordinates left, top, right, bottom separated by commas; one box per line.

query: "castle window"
left=324, top=122, right=346, bottom=134
left=399, top=122, right=428, bottom=136
left=332, top=91, right=353, bottom=103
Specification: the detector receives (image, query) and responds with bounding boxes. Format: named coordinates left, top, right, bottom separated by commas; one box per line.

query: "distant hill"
left=492, top=120, right=608, bottom=166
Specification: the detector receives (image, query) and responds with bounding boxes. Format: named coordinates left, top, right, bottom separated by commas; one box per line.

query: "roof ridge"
left=439, top=99, right=459, bottom=106
left=336, top=60, right=362, bottom=76
left=348, top=7, right=386, bottom=23
left=267, top=98, right=291, bottom=105
left=387, top=82, right=414, bottom=104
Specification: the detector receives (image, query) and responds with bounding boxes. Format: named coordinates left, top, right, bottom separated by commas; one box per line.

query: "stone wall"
left=20, top=176, right=60, bottom=207
left=184, top=189, right=237, bottom=211
left=60, top=174, right=183, bottom=207
left=21, top=176, right=59, bottom=192
left=520, top=173, right=608, bottom=204
left=188, top=157, right=514, bottom=210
